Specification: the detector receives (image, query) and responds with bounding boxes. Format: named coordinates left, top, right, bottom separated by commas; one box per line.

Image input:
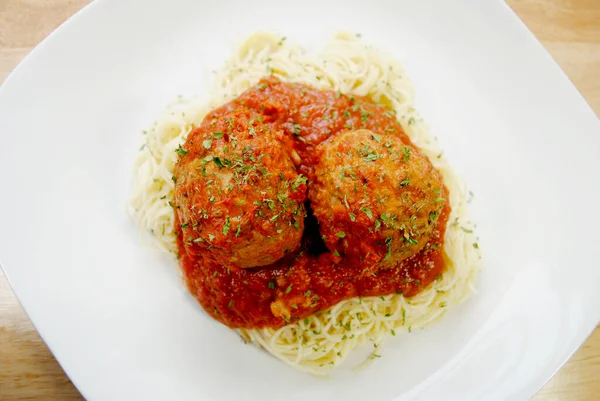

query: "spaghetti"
left=128, top=32, right=480, bottom=374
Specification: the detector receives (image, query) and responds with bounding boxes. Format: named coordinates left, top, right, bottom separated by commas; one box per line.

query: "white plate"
left=1, top=0, right=599, bottom=400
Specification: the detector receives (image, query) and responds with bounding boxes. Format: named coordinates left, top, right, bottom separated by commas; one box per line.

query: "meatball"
left=309, top=129, right=445, bottom=269
left=173, top=108, right=307, bottom=268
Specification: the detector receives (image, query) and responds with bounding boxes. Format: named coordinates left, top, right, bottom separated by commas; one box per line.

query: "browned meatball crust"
left=173, top=108, right=307, bottom=268
left=309, top=129, right=445, bottom=269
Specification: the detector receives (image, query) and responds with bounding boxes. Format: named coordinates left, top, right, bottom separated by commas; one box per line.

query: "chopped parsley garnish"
left=213, top=131, right=225, bottom=139
left=429, top=211, right=438, bottom=222
left=285, top=284, right=293, bottom=294
left=291, top=175, right=308, bottom=190
left=222, top=216, right=230, bottom=235
left=361, top=111, right=370, bottom=123
left=383, top=237, right=393, bottom=261
left=399, top=176, right=410, bottom=187
left=406, top=237, right=418, bottom=245
left=202, top=139, right=212, bottom=149
left=349, top=213, right=356, bottom=222
left=361, top=208, right=373, bottom=220
left=268, top=280, right=275, bottom=289
left=335, top=232, right=346, bottom=238
left=213, top=157, right=225, bottom=168
left=174, top=145, right=188, bottom=156
left=364, top=152, right=379, bottom=162
left=402, top=147, right=411, bottom=162
left=291, top=122, right=302, bottom=135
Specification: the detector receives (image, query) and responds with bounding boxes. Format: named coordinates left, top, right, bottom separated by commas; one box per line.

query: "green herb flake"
left=291, top=122, right=302, bottom=136
left=361, top=208, right=373, bottom=220
left=222, top=216, right=231, bottom=235
left=202, top=139, right=212, bottom=149
left=213, top=157, right=225, bottom=168
left=349, top=213, right=356, bottom=222
left=268, top=280, right=275, bottom=289
left=402, top=147, right=411, bottom=162
left=175, top=145, right=188, bottom=156
left=364, top=152, right=379, bottom=162
left=291, top=175, right=308, bottom=190
left=335, top=231, right=346, bottom=239
left=285, top=284, right=293, bottom=294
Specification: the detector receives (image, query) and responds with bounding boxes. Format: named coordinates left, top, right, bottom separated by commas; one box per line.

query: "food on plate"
left=309, top=129, right=446, bottom=269
left=173, top=108, right=306, bottom=268
left=129, top=32, right=480, bottom=374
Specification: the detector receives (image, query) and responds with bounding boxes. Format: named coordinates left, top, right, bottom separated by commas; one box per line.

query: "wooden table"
left=1, top=0, right=599, bottom=399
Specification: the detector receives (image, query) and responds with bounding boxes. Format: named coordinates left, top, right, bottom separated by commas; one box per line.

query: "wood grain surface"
left=0, top=0, right=599, bottom=399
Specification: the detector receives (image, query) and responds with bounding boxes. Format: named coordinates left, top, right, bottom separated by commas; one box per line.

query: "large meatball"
left=173, top=108, right=307, bottom=268
left=309, top=129, right=445, bottom=269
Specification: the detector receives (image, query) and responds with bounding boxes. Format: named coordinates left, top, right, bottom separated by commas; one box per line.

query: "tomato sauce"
left=176, top=76, right=450, bottom=329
